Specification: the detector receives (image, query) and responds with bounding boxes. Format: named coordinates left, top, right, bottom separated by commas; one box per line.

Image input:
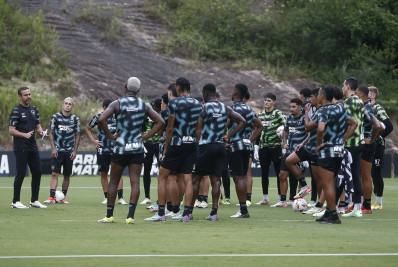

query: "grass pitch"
left=1, top=176, right=397, bottom=266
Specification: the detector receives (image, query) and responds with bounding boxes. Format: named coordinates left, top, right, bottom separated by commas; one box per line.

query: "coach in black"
left=9, top=87, right=47, bottom=209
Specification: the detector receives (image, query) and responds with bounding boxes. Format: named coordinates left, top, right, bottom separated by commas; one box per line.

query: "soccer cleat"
left=219, top=199, right=225, bottom=205
left=302, top=207, right=322, bottom=215
left=371, top=203, right=383, bottom=210
left=255, top=200, right=269, bottom=205
left=313, top=208, right=325, bottom=217
left=126, top=217, right=135, bottom=224
left=59, top=199, right=69, bottom=204
left=230, top=210, right=250, bottom=218
left=98, top=216, right=115, bottom=223
left=361, top=206, right=372, bottom=214
left=344, top=205, right=354, bottom=214
left=342, top=210, right=362, bottom=218
left=223, top=198, right=231, bottom=205
left=166, top=211, right=180, bottom=218
left=30, top=201, right=47, bottom=209
left=287, top=200, right=294, bottom=206
left=172, top=213, right=183, bottom=220
left=11, top=201, right=29, bottom=209
left=294, top=186, right=312, bottom=199
left=179, top=215, right=190, bottom=222
left=101, top=198, right=107, bottom=204
left=194, top=199, right=201, bottom=208
left=118, top=198, right=128, bottom=205
left=320, top=216, right=341, bottom=224
left=44, top=197, right=56, bottom=204
left=206, top=215, right=218, bottom=221
left=307, top=201, right=316, bottom=208
left=198, top=201, right=208, bottom=208
left=146, top=203, right=159, bottom=212
left=337, top=206, right=346, bottom=214
left=271, top=201, right=288, bottom=208
left=140, top=198, right=151, bottom=205
left=144, top=213, right=166, bottom=222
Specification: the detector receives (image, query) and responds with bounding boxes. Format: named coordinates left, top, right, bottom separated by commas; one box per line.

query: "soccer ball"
left=276, top=125, right=285, bottom=139
left=293, top=198, right=307, bottom=212
left=55, top=191, right=65, bottom=202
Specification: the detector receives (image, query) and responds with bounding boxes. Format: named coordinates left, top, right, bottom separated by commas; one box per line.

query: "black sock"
left=62, top=189, right=67, bottom=197
left=50, top=189, right=56, bottom=198
left=363, top=199, right=371, bottom=210
left=281, top=195, right=286, bottom=202
left=167, top=201, right=172, bottom=211
left=315, top=202, right=323, bottom=208
left=104, top=192, right=108, bottom=198
left=299, top=178, right=307, bottom=187
left=117, top=189, right=123, bottom=199
left=210, top=208, right=218, bottom=216
left=330, top=210, right=338, bottom=218
left=189, top=206, right=193, bottom=214
left=240, top=202, right=248, bottom=214
left=127, top=203, right=136, bottom=219
left=106, top=205, right=114, bottom=218
left=182, top=206, right=190, bottom=216
left=198, top=195, right=203, bottom=202
left=172, top=205, right=180, bottom=213
left=158, top=205, right=165, bottom=216
left=338, top=201, right=347, bottom=207
left=246, top=193, right=252, bottom=202
left=203, top=195, right=208, bottom=203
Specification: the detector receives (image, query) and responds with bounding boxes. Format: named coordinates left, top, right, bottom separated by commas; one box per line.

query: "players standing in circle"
left=272, top=98, right=309, bottom=207
left=9, top=87, right=47, bottom=209
left=229, top=84, right=263, bottom=218
left=140, top=99, right=162, bottom=205
left=45, top=97, right=80, bottom=204
left=191, top=83, right=246, bottom=221
left=84, top=99, right=127, bottom=205
left=255, top=93, right=285, bottom=205
left=98, top=77, right=164, bottom=224
left=368, top=86, right=393, bottom=210
left=315, top=86, right=357, bottom=224
left=355, top=86, right=381, bottom=214
left=145, top=77, right=202, bottom=222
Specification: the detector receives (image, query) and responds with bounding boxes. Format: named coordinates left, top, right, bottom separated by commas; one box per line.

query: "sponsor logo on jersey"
left=262, top=121, right=274, bottom=127
left=58, top=125, right=74, bottom=132
left=127, top=107, right=138, bottom=112
left=212, top=113, right=222, bottom=118
left=125, top=142, right=140, bottom=151
left=182, top=136, right=194, bottom=143
left=21, top=113, right=26, bottom=118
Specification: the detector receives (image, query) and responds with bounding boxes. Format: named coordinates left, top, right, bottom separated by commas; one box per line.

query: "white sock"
left=354, top=203, right=361, bottom=211
left=278, top=195, right=281, bottom=201
left=361, top=196, right=364, bottom=203
left=376, top=196, right=383, bottom=205
left=348, top=195, right=352, bottom=203
left=263, top=194, right=269, bottom=201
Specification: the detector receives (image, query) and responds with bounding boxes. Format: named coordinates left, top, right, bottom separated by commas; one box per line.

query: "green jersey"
left=373, top=103, right=389, bottom=146
left=344, top=94, right=364, bottom=147
left=258, top=108, right=286, bottom=148
left=142, top=116, right=160, bottom=144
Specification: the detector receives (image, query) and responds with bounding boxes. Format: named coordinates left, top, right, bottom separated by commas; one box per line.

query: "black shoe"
left=315, top=210, right=330, bottom=222
left=320, top=215, right=341, bottom=224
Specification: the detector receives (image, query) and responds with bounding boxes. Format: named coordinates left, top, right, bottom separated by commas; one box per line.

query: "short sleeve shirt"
left=9, top=104, right=40, bottom=151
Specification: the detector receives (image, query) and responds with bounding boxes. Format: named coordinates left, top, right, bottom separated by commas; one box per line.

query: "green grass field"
left=1, top=176, right=397, bottom=266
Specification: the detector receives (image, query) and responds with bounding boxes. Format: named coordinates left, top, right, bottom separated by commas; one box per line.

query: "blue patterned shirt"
left=304, top=107, right=322, bottom=155
left=285, top=113, right=307, bottom=154
left=88, top=112, right=116, bottom=154
left=199, top=101, right=229, bottom=145
left=363, top=100, right=376, bottom=139
left=50, top=112, right=80, bottom=152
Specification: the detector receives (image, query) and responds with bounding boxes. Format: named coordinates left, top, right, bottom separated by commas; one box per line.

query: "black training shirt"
left=9, top=104, right=40, bottom=151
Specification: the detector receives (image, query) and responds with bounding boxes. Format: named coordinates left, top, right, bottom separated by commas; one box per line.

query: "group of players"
left=9, top=75, right=392, bottom=225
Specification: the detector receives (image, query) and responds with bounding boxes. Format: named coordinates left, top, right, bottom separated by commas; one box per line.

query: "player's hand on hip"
left=93, top=140, right=102, bottom=148
left=110, top=131, right=121, bottom=141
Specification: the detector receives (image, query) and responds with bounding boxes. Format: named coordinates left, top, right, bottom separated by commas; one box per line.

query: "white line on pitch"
left=264, top=218, right=398, bottom=222
left=0, top=253, right=397, bottom=259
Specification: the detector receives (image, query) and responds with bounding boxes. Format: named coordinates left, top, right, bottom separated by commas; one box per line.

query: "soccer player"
left=84, top=99, right=127, bottom=205
left=341, top=77, right=365, bottom=218
left=9, top=86, right=47, bottom=209
left=44, top=97, right=80, bottom=204
left=145, top=77, right=202, bottom=222
left=315, top=86, right=357, bottom=224
left=255, top=93, right=285, bottom=205
left=300, top=88, right=312, bottom=115
left=368, top=86, right=393, bottom=209
left=191, top=83, right=246, bottom=221
left=242, top=92, right=253, bottom=206
left=229, top=84, right=263, bottom=218
left=355, top=85, right=381, bottom=214
left=98, top=77, right=164, bottom=224
left=140, top=98, right=162, bottom=204
left=272, top=98, right=309, bottom=207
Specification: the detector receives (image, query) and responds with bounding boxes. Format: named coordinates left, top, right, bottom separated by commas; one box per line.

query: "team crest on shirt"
left=271, top=115, right=275, bottom=119
left=21, top=113, right=26, bottom=118
left=31, top=110, right=35, bottom=115
left=112, top=117, right=116, bottom=122
left=70, top=119, right=74, bottom=124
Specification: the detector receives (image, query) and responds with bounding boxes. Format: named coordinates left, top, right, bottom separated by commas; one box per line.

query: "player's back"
left=199, top=101, right=228, bottom=145
left=228, top=101, right=256, bottom=151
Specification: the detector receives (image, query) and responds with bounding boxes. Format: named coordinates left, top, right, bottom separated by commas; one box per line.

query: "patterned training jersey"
left=50, top=112, right=80, bottom=152
left=228, top=101, right=257, bottom=152
left=114, top=96, right=146, bottom=155
left=168, top=95, right=203, bottom=146
left=142, top=113, right=161, bottom=144
left=373, top=103, right=389, bottom=146
left=285, top=113, right=307, bottom=154
left=258, top=109, right=286, bottom=148
left=344, top=94, right=364, bottom=147
left=199, top=101, right=229, bottom=145
left=9, top=104, right=40, bottom=151
left=363, top=100, right=376, bottom=139
left=304, top=107, right=322, bottom=155
left=87, top=112, right=116, bottom=154
left=318, top=104, right=351, bottom=159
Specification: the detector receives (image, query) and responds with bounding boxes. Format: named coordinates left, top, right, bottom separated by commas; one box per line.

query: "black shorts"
left=228, top=150, right=250, bottom=176
left=361, top=142, right=376, bottom=163
left=295, top=147, right=318, bottom=166
left=51, top=151, right=73, bottom=176
left=249, top=150, right=254, bottom=160
left=111, top=153, right=144, bottom=168
left=97, top=153, right=112, bottom=173
left=161, top=144, right=197, bottom=174
left=193, top=143, right=226, bottom=177
left=318, top=157, right=343, bottom=176
left=280, top=153, right=290, bottom=172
